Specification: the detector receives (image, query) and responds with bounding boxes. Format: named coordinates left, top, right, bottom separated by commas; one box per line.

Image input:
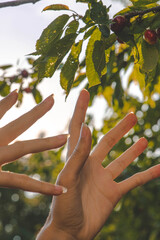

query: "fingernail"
left=62, top=186, right=68, bottom=193
left=10, top=89, right=18, bottom=95
left=44, top=94, right=54, bottom=102
left=55, top=185, right=68, bottom=194
left=57, top=134, right=70, bottom=140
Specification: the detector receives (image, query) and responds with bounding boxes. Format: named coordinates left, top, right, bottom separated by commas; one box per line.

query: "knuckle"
left=134, top=173, right=143, bottom=186
left=116, top=160, right=124, bottom=172
left=106, top=135, right=116, bottom=149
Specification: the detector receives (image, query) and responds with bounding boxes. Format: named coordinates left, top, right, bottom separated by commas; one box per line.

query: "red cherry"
left=23, top=87, right=32, bottom=93
left=110, top=15, right=126, bottom=33
left=21, top=69, right=29, bottom=78
left=144, top=29, right=157, bottom=45
left=156, top=28, right=160, bottom=38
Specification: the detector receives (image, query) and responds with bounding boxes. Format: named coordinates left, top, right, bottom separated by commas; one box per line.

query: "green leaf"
left=35, top=33, right=77, bottom=80
left=92, top=40, right=106, bottom=77
left=60, top=40, right=83, bottom=96
left=130, top=0, right=159, bottom=6
left=104, top=33, right=117, bottom=49
left=84, top=26, right=96, bottom=40
left=150, top=13, right=160, bottom=29
left=36, top=14, right=69, bottom=55
left=99, top=24, right=110, bottom=38
left=82, top=10, right=92, bottom=24
left=116, top=26, right=134, bottom=43
left=0, top=81, right=10, bottom=96
left=32, top=89, right=42, bottom=104
left=0, top=65, right=12, bottom=70
left=76, top=0, right=89, bottom=2
left=65, top=20, right=79, bottom=35
left=72, top=73, right=86, bottom=87
left=43, top=4, right=69, bottom=11
left=90, top=2, right=109, bottom=24
left=86, top=28, right=102, bottom=87
left=129, top=63, right=145, bottom=91
left=139, top=40, right=159, bottom=73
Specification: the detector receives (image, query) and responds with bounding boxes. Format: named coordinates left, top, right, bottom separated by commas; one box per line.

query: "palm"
left=78, top=160, right=117, bottom=239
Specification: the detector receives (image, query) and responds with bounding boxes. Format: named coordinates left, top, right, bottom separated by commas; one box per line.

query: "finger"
left=0, top=134, right=68, bottom=165
left=0, top=171, right=66, bottom=195
left=91, top=113, right=137, bottom=163
left=106, top=137, right=148, bottom=179
left=0, top=90, right=18, bottom=119
left=67, top=89, right=90, bottom=159
left=118, top=164, right=160, bottom=196
left=0, top=94, right=54, bottom=146
left=65, top=123, right=92, bottom=178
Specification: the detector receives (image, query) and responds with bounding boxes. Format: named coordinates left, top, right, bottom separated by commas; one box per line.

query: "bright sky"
left=0, top=0, right=125, bottom=141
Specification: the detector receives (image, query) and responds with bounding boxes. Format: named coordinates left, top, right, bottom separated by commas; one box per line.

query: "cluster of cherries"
left=110, top=15, right=160, bottom=45
left=10, top=69, right=32, bottom=93
left=21, top=70, right=32, bottom=93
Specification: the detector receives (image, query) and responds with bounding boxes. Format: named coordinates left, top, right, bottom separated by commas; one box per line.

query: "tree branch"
left=0, top=0, right=41, bottom=9
left=125, top=5, right=160, bottom=19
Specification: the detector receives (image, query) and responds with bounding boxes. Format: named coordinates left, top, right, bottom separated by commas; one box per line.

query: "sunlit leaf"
left=0, top=81, right=10, bottom=96
left=36, top=33, right=77, bottom=80
left=73, top=72, right=86, bottom=87
left=0, top=65, right=12, bottom=70
left=65, top=20, right=79, bottom=35
left=60, top=40, right=83, bottom=96
left=36, top=14, right=69, bottom=55
left=32, top=88, right=42, bottom=104
left=140, top=40, right=159, bottom=73
left=86, top=28, right=101, bottom=87
left=43, top=4, right=69, bottom=12
left=84, top=26, right=97, bottom=40
left=130, top=0, right=159, bottom=6
left=92, top=40, right=106, bottom=77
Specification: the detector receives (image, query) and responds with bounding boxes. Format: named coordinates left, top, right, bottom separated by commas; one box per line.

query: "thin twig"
left=0, top=0, right=41, bottom=9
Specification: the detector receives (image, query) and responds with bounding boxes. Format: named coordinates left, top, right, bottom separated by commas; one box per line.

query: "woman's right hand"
left=0, top=90, right=68, bottom=196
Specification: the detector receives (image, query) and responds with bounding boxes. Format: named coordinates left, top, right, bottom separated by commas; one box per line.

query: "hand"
left=0, top=90, right=68, bottom=195
left=37, top=89, right=160, bottom=240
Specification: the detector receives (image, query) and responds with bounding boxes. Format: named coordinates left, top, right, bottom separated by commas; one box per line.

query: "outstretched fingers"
left=0, top=171, right=65, bottom=195
left=106, top=137, right=148, bottom=179
left=0, top=134, right=68, bottom=166
left=67, top=89, right=90, bottom=159
left=91, top=113, right=137, bottom=163
left=65, top=123, right=92, bottom=178
left=0, top=94, right=54, bottom=146
left=0, top=90, right=18, bottom=120
left=118, top=164, right=160, bottom=196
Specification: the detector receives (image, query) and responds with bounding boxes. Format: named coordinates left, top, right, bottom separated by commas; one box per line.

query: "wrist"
left=36, top=222, right=75, bottom=240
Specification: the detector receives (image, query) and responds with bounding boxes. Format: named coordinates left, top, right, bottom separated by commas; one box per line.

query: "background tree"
left=1, top=0, right=160, bottom=239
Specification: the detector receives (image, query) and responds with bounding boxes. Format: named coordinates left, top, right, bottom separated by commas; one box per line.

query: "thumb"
left=66, top=123, right=92, bottom=177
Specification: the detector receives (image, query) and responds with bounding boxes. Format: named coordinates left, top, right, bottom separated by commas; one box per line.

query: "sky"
left=0, top=0, right=126, bottom=142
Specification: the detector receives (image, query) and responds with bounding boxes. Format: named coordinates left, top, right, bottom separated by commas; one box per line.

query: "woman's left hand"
left=0, top=90, right=68, bottom=195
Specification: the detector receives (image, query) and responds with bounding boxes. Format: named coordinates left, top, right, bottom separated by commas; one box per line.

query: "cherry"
left=144, top=29, right=157, bottom=45
left=156, top=28, right=160, bottom=39
left=21, top=69, right=29, bottom=78
left=110, top=15, right=126, bottom=33
left=23, top=87, right=32, bottom=93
